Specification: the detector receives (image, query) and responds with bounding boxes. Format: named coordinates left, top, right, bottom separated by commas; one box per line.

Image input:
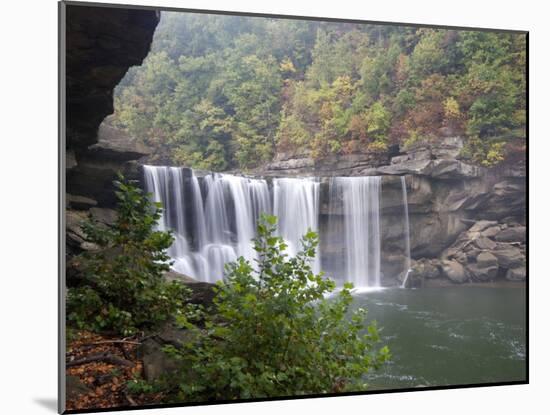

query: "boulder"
left=476, top=251, right=498, bottom=268
left=441, top=260, right=469, bottom=283
left=66, top=210, right=99, bottom=253
left=67, top=194, right=98, bottom=210
left=481, top=225, right=501, bottom=238
left=140, top=327, right=196, bottom=382
left=495, top=226, right=526, bottom=243
left=186, top=282, right=217, bottom=307
left=474, top=236, right=497, bottom=250
left=493, top=245, right=525, bottom=269
left=90, top=207, right=117, bottom=226
left=411, top=259, right=442, bottom=279
left=506, top=267, right=527, bottom=281
left=467, top=252, right=498, bottom=281
left=163, top=270, right=217, bottom=307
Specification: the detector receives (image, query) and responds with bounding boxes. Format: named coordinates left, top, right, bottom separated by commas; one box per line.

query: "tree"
left=67, top=175, right=190, bottom=335
left=164, top=215, right=390, bottom=401
left=111, top=13, right=526, bottom=169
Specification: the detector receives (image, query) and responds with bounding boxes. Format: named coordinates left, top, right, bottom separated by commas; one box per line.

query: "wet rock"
left=411, top=258, right=442, bottom=279
left=441, top=260, right=469, bottom=283
left=493, top=245, right=525, bottom=269
left=466, top=252, right=499, bottom=281
left=506, top=266, right=526, bottom=281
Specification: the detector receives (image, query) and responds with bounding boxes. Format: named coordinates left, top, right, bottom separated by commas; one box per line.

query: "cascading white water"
left=143, top=166, right=189, bottom=257
left=143, top=166, right=271, bottom=283
left=332, top=177, right=382, bottom=287
left=400, top=176, right=412, bottom=288
left=143, top=166, right=410, bottom=288
left=273, top=178, right=321, bottom=273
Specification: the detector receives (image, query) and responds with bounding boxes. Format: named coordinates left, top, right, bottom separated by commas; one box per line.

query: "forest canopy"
left=111, top=12, right=526, bottom=171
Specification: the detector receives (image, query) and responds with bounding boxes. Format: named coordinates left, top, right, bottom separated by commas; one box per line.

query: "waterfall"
left=400, top=176, right=412, bottom=288
left=331, top=177, right=381, bottom=287
left=273, top=178, right=320, bottom=273
left=142, top=166, right=411, bottom=288
left=143, top=166, right=271, bottom=283
left=142, top=166, right=189, bottom=257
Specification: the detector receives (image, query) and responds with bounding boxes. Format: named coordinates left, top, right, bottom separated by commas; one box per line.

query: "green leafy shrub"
left=164, top=214, right=390, bottom=401
left=67, top=175, right=190, bottom=336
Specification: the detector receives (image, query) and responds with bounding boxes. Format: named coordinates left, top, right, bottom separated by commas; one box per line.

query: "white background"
left=0, top=0, right=545, bottom=413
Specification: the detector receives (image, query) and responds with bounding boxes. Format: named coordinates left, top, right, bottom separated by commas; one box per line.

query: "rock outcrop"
left=264, top=136, right=526, bottom=285
left=65, top=4, right=158, bottom=207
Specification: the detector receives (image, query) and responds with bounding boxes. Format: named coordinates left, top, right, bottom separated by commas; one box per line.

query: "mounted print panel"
left=59, top=1, right=527, bottom=413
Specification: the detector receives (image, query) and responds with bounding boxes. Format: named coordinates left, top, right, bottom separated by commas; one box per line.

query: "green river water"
left=352, top=286, right=526, bottom=390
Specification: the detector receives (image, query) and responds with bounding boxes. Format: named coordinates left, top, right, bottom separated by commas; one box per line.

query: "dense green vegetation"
left=67, top=176, right=190, bottom=335
left=68, top=178, right=388, bottom=399
left=157, top=215, right=389, bottom=400
left=112, top=13, right=526, bottom=170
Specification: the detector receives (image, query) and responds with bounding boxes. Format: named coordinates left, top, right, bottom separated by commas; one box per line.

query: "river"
left=353, top=286, right=526, bottom=389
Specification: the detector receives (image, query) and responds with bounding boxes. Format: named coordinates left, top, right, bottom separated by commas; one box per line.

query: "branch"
left=89, top=340, right=141, bottom=346
left=66, top=352, right=134, bottom=368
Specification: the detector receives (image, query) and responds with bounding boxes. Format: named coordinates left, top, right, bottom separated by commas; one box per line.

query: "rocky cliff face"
left=65, top=4, right=158, bottom=207
left=265, top=136, right=526, bottom=286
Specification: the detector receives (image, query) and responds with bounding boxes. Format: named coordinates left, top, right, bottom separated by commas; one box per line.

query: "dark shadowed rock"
left=495, top=226, right=526, bottom=243
left=66, top=5, right=159, bottom=151
left=67, top=194, right=98, bottom=210
left=65, top=4, right=159, bottom=208
left=140, top=324, right=197, bottom=382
